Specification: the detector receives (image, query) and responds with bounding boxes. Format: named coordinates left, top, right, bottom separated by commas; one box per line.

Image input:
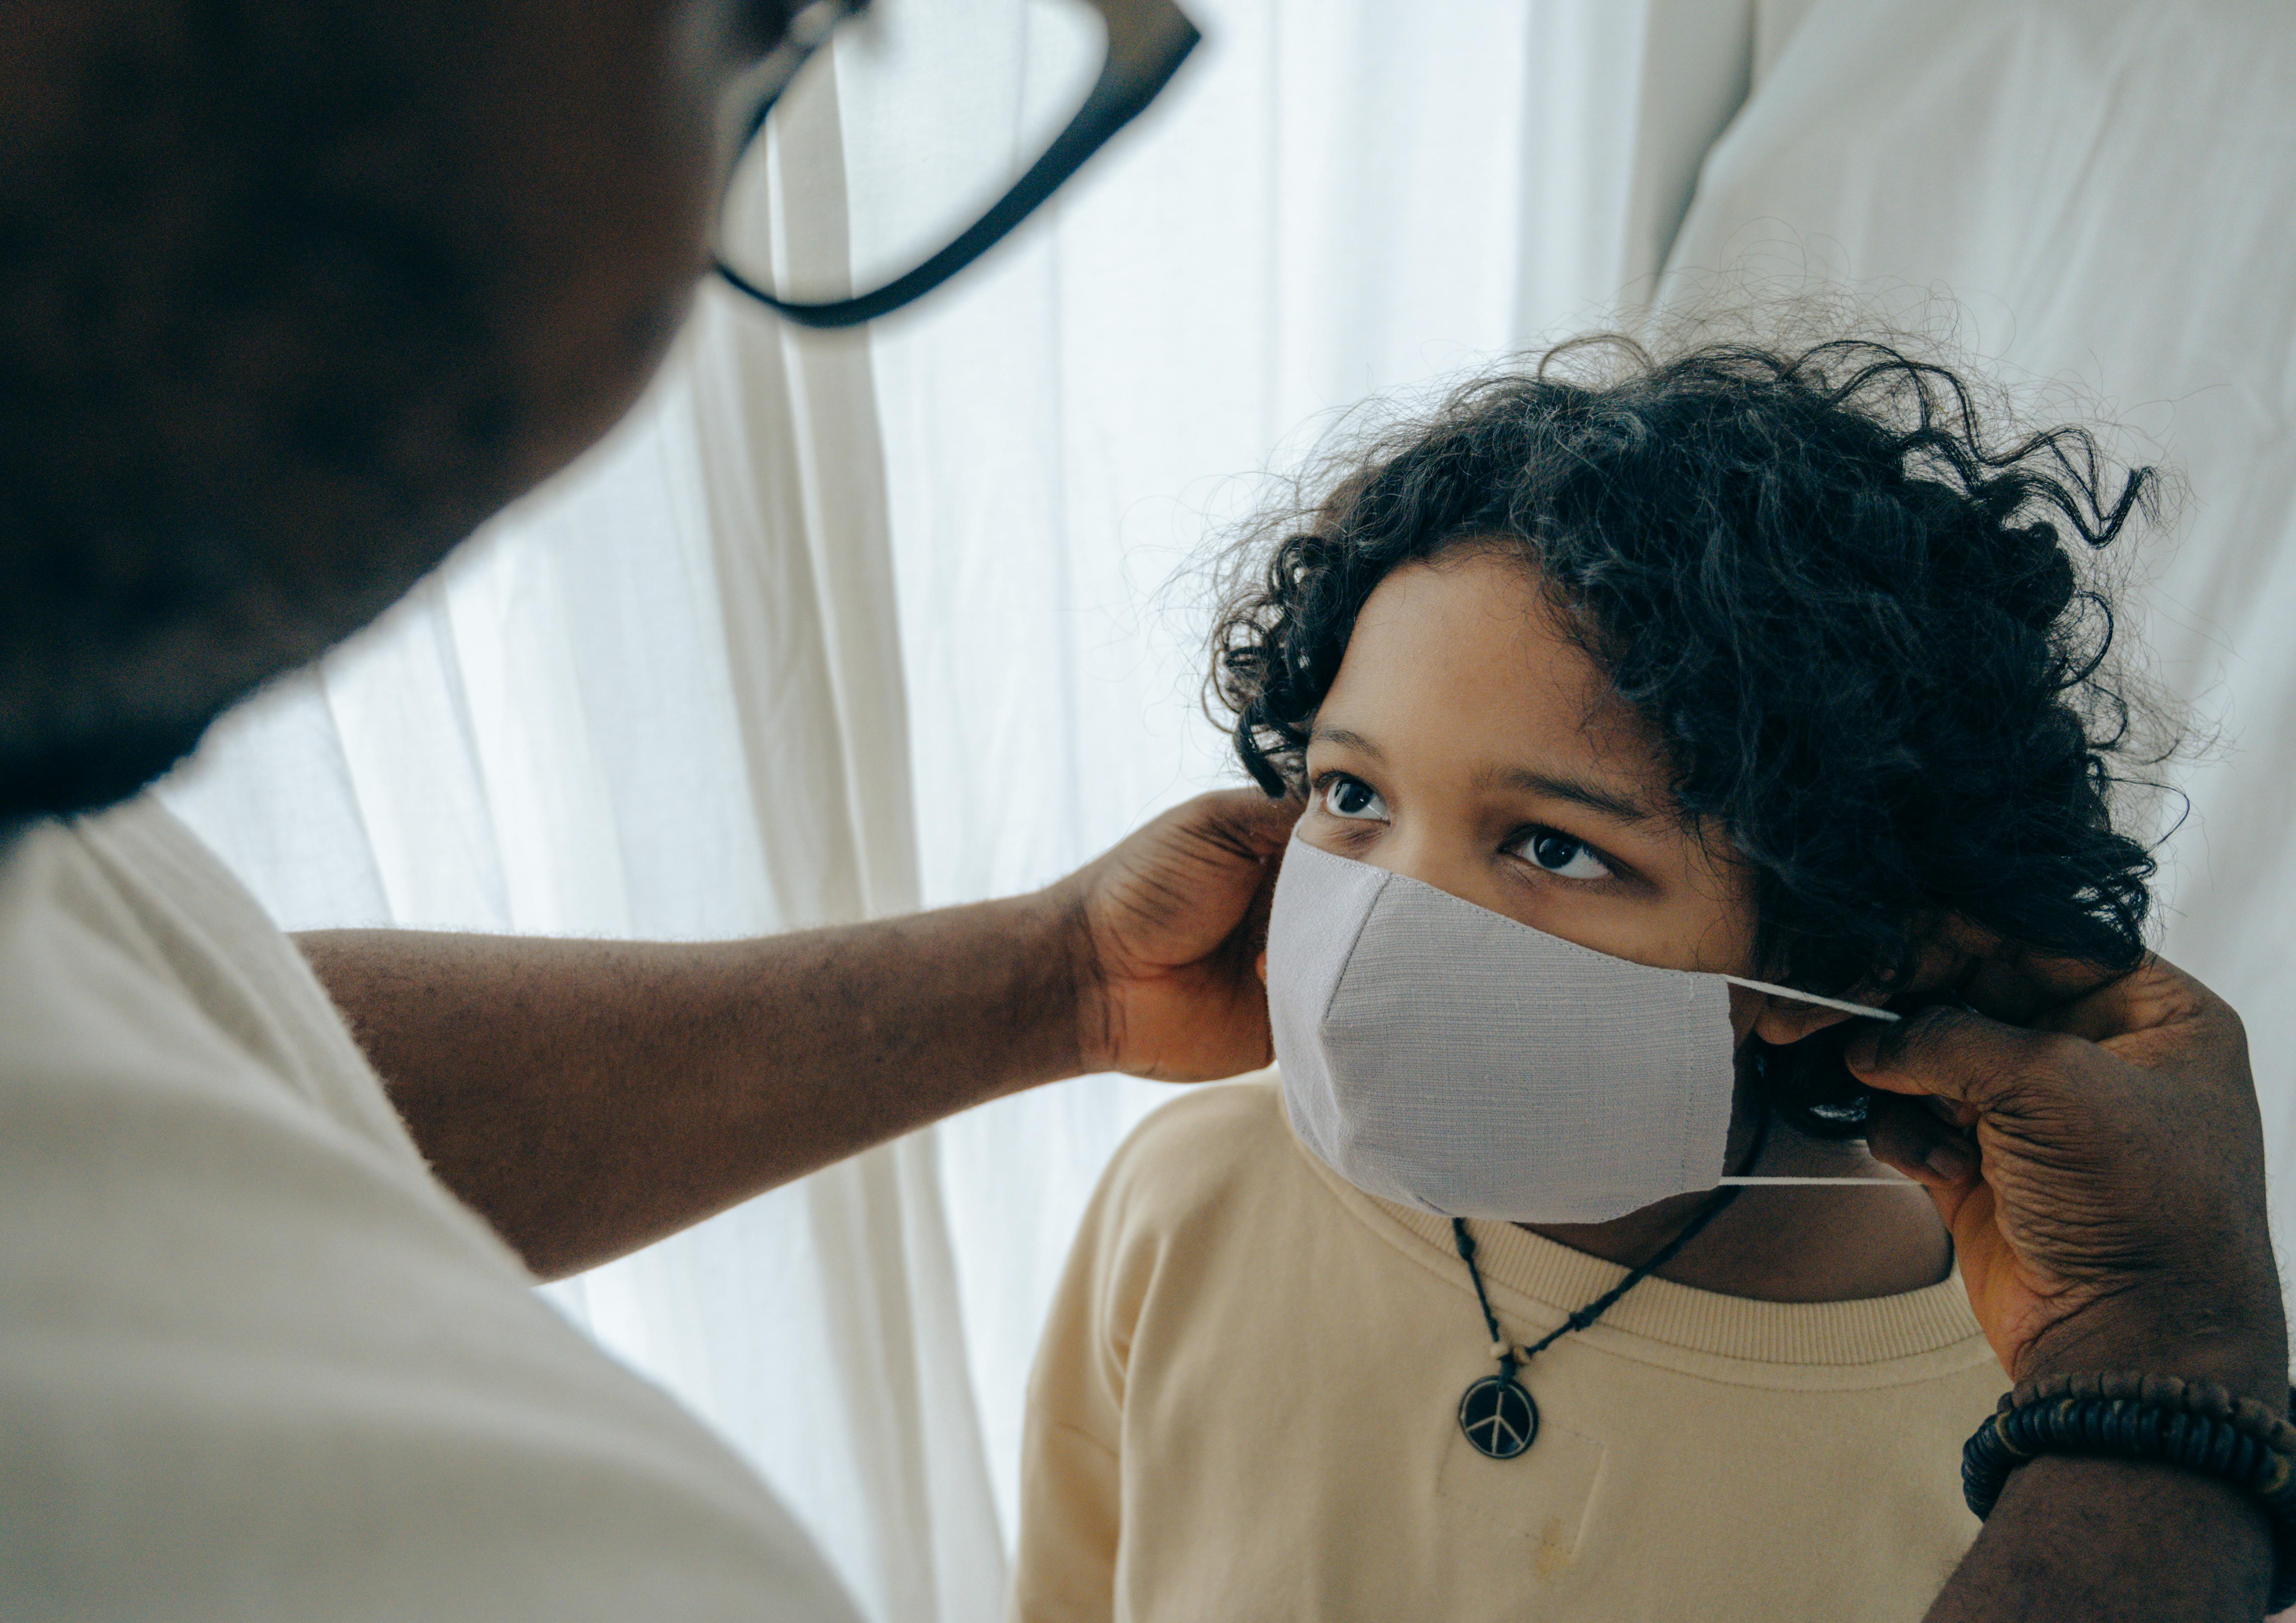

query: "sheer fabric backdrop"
left=156, top=0, right=2296, bottom=1617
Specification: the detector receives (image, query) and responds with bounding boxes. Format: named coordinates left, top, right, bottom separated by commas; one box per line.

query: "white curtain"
left=157, top=0, right=2296, bottom=1616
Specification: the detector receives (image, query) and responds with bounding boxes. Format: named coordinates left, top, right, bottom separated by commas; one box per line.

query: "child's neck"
left=1520, top=1117, right=1954, bottom=1304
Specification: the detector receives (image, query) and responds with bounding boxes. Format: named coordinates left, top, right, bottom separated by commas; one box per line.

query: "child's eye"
left=1319, top=775, right=1388, bottom=822
left=1512, top=829, right=1612, bottom=880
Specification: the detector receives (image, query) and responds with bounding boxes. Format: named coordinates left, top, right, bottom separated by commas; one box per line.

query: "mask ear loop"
left=1719, top=975, right=1902, bottom=1022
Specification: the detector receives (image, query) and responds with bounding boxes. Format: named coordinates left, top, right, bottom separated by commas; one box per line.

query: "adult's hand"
left=1850, top=955, right=2288, bottom=1623
left=1854, top=955, right=2285, bottom=1400
left=309, top=786, right=1301, bottom=1279
left=1055, top=787, right=1301, bottom=1083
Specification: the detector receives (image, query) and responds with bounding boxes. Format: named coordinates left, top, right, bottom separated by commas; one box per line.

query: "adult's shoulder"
left=0, top=803, right=866, bottom=1622
left=38, top=794, right=417, bottom=1150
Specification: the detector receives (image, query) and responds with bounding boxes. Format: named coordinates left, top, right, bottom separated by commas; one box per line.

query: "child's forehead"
left=1325, top=551, right=1673, bottom=805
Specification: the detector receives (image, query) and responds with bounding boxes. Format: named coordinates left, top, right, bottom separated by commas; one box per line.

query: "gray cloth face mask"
left=1267, top=835, right=1899, bottom=1224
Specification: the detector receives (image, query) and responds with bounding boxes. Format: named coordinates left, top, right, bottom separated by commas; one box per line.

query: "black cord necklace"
left=1452, top=1111, right=1774, bottom=1460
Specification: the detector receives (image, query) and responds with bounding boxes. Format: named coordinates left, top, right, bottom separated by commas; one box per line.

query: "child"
left=1007, top=337, right=2165, bottom=1622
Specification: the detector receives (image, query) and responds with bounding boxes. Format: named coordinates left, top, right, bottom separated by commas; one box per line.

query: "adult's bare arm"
left=1852, top=959, right=2288, bottom=1623
left=298, top=788, right=1300, bottom=1280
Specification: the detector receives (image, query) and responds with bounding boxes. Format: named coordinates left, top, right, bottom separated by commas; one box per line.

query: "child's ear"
left=1750, top=998, right=1859, bottom=1046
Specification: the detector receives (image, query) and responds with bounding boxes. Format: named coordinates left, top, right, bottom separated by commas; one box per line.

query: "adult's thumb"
left=1842, top=1001, right=2075, bottom=1110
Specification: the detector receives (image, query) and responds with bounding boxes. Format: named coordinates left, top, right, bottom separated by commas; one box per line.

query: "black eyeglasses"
left=715, top=0, right=1200, bottom=329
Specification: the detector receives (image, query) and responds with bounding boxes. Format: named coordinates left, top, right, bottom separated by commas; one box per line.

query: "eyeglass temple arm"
left=720, top=0, right=1200, bottom=329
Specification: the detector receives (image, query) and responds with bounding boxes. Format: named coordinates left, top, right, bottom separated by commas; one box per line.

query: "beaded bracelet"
left=1961, top=1372, right=2296, bottom=1610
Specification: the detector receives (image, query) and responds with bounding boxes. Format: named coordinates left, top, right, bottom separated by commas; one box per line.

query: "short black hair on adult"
left=1210, top=335, right=2170, bottom=1131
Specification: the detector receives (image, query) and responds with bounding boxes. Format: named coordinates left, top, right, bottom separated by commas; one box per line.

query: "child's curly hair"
left=1210, top=336, right=2171, bottom=1130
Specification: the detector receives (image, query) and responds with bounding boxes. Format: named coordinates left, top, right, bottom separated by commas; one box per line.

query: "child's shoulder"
left=1095, top=1070, right=1300, bottom=1226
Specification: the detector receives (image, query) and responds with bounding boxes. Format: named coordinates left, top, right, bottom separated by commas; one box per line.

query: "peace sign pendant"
left=1458, top=1372, right=1539, bottom=1459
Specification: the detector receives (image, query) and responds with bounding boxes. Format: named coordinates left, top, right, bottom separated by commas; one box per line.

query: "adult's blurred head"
left=0, top=0, right=803, bottom=819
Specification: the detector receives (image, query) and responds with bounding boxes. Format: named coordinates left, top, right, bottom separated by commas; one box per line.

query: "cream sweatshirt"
left=1011, top=1075, right=2005, bottom=1623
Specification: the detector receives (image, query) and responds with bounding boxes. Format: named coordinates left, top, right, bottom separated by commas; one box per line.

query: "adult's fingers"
left=1954, top=946, right=2118, bottom=1026
left=1863, top=1092, right=1977, bottom=1189
left=2023, top=954, right=2235, bottom=1060
left=1832, top=946, right=2283, bottom=1411
left=1180, top=785, right=1304, bottom=862
left=1841, top=1001, right=2082, bottom=1108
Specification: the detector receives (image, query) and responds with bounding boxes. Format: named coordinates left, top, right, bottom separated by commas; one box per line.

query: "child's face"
left=1297, top=546, right=1841, bottom=1048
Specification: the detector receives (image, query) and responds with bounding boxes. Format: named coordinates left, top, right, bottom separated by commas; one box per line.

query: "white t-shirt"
left=0, top=799, right=864, bottom=1622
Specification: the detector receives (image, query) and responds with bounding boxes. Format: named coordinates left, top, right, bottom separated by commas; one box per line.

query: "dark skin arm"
left=1937, top=1459, right=2271, bottom=1622
left=299, top=788, right=1298, bottom=1279
left=1856, top=958, right=2286, bottom=1622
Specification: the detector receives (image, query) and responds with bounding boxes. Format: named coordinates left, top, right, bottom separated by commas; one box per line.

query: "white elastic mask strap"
left=1719, top=974, right=1901, bottom=1022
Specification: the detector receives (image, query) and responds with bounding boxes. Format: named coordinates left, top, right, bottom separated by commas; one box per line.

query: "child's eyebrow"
left=1307, top=724, right=1386, bottom=761
left=1485, top=766, right=1657, bottom=826
left=1311, top=723, right=1656, bottom=827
